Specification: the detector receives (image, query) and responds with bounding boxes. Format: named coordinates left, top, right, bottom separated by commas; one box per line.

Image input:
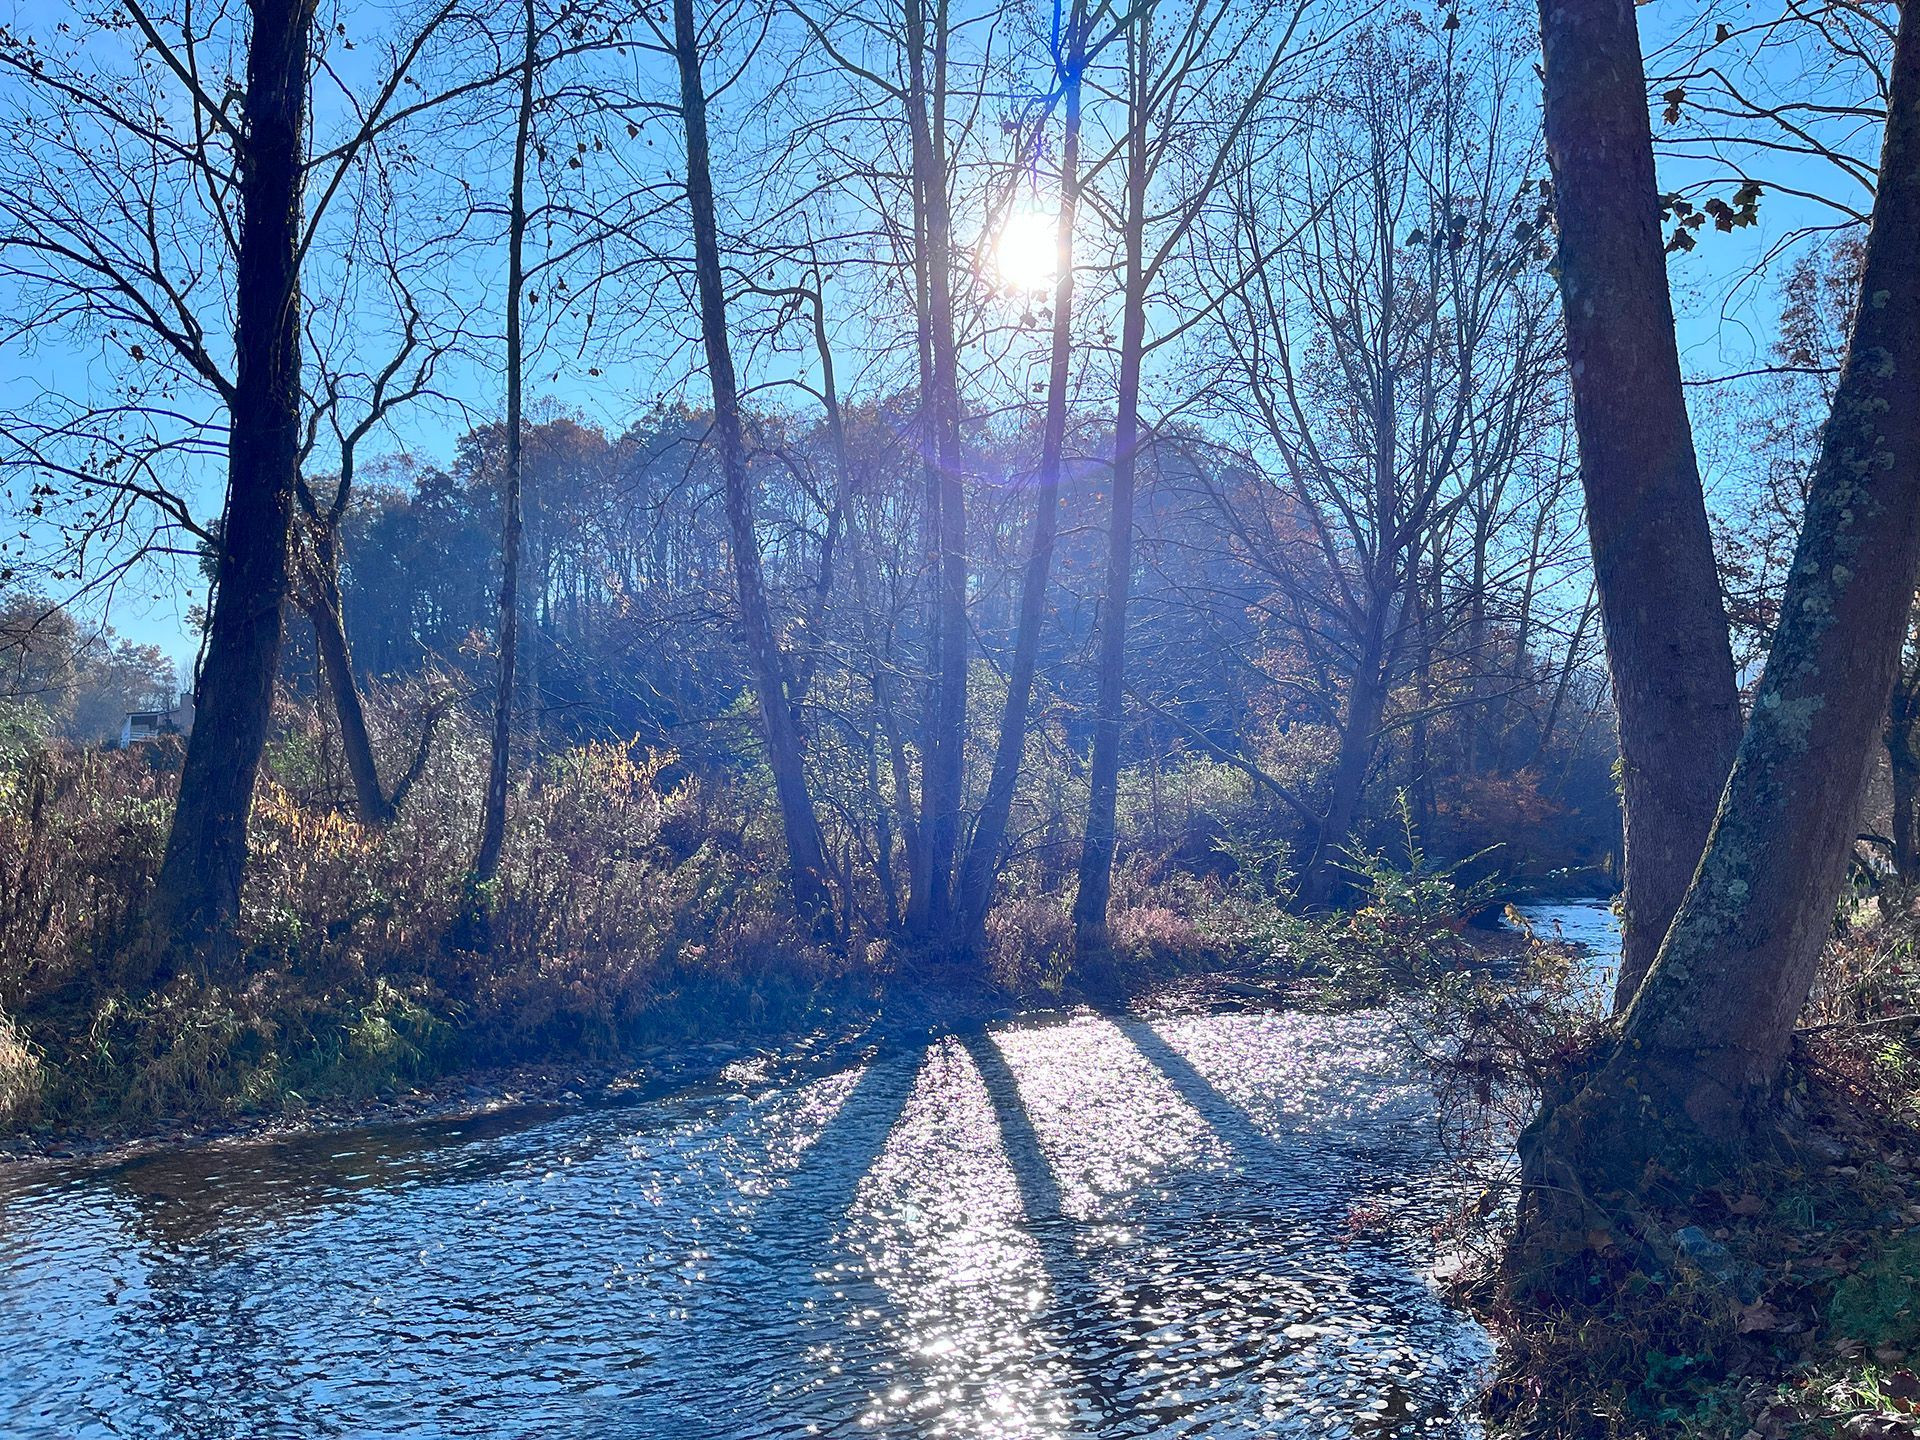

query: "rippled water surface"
left=0, top=903, right=1617, bottom=1439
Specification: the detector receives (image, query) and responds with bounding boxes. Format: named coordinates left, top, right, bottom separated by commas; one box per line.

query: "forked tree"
left=1517, top=0, right=1920, bottom=1268
left=1535, top=0, right=1745, bottom=1010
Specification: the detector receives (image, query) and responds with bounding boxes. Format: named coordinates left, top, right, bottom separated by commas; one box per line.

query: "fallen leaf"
left=1737, top=1300, right=1780, bottom=1334
left=1729, top=1193, right=1766, bottom=1216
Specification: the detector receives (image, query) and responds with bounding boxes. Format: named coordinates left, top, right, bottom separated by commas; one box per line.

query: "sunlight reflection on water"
left=0, top=975, right=1541, bottom=1438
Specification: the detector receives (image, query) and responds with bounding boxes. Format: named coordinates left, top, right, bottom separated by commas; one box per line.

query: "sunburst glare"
left=993, top=208, right=1060, bottom=292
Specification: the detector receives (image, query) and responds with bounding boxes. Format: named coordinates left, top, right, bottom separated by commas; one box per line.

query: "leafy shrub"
left=0, top=741, right=171, bottom=997
left=0, top=688, right=849, bottom=1131
left=1337, top=795, right=1504, bottom=988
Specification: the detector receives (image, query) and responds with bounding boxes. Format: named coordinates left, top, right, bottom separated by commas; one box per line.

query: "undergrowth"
left=0, top=690, right=1287, bottom=1141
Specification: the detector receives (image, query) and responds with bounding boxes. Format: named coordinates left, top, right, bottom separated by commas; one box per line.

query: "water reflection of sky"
left=1511, top=898, right=1623, bottom=1006
left=0, top=953, right=1557, bottom=1438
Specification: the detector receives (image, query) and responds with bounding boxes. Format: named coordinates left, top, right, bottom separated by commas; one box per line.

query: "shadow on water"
left=1117, top=1015, right=1432, bottom=1195
left=90, top=1103, right=572, bottom=1245
left=622, top=1047, right=925, bottom=1440
left=1111, top=1015, right=1488, bottom=1436
left=961, top=1029, right=1150, bottom=1433
left=1115, top=1016, right=1375, bottom=1207
left=0, top=981, right=1530, bottom=1439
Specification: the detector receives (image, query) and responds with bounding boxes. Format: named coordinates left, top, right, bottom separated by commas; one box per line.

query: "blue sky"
left=0, top=0, right=1885, bottom=669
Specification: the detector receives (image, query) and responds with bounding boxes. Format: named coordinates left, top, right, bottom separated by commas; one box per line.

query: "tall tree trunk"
left=904, top=120, right=941, bottom=934
left=956, top=30, right=1083, bottom=946
left=789, top=284, right=854, bottom=715
left=1491, top=501, right=1552, bottom=774
left=1530, top=589, right=1597, bottom=772
left=1891, top=727, right=1919, bottom=882
left=805, top=282, right=919, bottom=922
left=146, top=0, right=315, bottom=970
left=903, top=0, right=967, bottom=938
left=1072, top=15, right=1149, bottom=956
left=1406, top=579, right=1437, bottom=844
left=474, top=0, right=535, bottom=886
left=672, top=0, right=835, bottom=934
left=1537, top=0, right=1744, bottom=1011
left=1464, top=537, right=1490, bottom=774
left=1519, top=0, right=1920, bottom=1258
left=845, top=504, right=920, bottom=913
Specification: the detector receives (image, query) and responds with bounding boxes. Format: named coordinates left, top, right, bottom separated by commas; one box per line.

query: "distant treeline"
left=282, top=403, right=1619, bottom=896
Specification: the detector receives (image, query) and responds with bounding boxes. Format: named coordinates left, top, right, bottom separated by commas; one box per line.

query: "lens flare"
left=994, top=208, right=1060, bottom=292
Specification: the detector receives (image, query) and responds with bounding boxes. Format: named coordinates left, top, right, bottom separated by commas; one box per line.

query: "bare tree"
left=138, top=0, right=320, bottom=968
left=955, top=0, right=1088, bottom=944
left=664, top=0, right=836, bottom=932
left=1071, top=0, right=1312, bottom=953
left=297, top=224, right=464, bottom=826
left=0, top=0, right=477, bottom=965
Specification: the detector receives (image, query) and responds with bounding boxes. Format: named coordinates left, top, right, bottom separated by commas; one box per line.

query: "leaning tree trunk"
left=1072, top=24, right=1149, bottom=957
left=1538, top=0, right=1745, bottom=1011
left=672, top=0, right=836, bottom=935
left=146, top=0, right=315, bottom=972
left=302, top=533, right=394, bottom=826
left=474, top=0, right=536, bottom=886
left=300, top=543, right=436, bottom=828
left=1892, top=729, right=1920, bottom=881
left=956, top=35, right=1083, bottom=947
left=1518, top=0, right=1920, bottom=1265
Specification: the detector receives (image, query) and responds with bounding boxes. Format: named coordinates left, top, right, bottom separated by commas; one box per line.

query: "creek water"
left=0, top=901, right=1618, bottom=1440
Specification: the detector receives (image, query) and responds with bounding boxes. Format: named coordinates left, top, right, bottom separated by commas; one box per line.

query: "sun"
left=994, top=208, right=1060, bottom=292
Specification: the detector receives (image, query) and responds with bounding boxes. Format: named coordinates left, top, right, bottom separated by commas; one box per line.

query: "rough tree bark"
left=146, top=0, right=316, bottom=970
left=672, top=0, right=836, bottom=935
left=474, top=0, right=536, bottom=886
left=1072, top=10, right=1151, bottom=956
left=956, top=17, right=1083, bottom=946
left=1519, top=0, right=1920, bottom=1260
left=1537, top=0, right=1745, bottom=1011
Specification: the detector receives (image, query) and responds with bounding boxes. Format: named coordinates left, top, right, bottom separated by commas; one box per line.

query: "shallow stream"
left=0, top=901, right=1617, bottom=1439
